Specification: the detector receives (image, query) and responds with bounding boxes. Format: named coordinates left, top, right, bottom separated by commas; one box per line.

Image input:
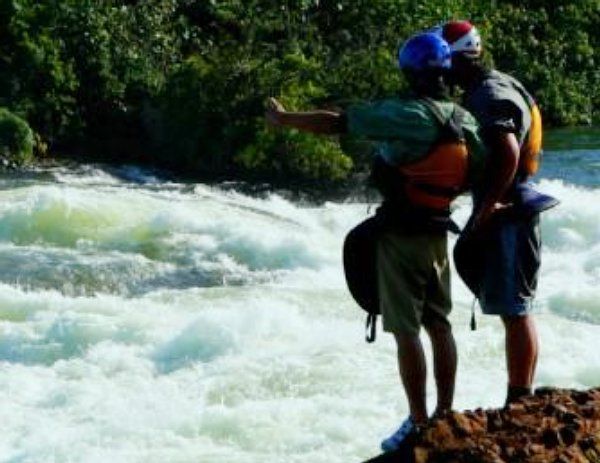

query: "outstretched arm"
left=265, top=97, right=347, bottom=135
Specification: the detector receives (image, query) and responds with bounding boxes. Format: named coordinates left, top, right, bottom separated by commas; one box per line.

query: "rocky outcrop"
left=365, top=387, right=600, bottom=463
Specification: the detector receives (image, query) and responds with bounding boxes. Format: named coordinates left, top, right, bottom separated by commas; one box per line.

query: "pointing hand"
left=266, top=97, right=286, bottom=127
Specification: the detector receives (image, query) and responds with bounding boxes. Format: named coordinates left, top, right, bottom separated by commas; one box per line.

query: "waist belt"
left=410, top=182, right=463, bottom=199
left=376, top=201, right=461, bottom=234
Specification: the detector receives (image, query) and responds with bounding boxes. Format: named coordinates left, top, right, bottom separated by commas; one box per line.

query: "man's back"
left=464, top=69, right=535, bottom=148
left=346, top=97, right=486, bottom=188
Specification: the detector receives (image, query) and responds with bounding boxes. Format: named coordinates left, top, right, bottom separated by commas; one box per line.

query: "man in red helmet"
left=439, top=20, right=557, bottom=404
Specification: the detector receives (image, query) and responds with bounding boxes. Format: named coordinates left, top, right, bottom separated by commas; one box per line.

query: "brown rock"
left=407, top=386, right=600, bottom=463
left=542, top=429, right=560, bottom=449
left=573, top=391, right=593, bottom=405
left=559, top=425, right=577, bottom=446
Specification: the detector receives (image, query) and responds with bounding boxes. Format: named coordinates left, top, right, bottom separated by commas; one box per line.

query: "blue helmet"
left=398, top=32, right=451, bottom=72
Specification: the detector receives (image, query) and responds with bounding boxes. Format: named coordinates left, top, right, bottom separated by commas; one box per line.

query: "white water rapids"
left=1, top=158, right=599, bottom=462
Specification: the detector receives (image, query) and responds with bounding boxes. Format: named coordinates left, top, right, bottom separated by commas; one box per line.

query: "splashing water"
left=1, top=144, right=599, bottom=462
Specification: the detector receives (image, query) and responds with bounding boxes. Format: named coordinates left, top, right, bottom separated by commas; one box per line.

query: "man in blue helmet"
left=266, top=33, right=487, bottom=451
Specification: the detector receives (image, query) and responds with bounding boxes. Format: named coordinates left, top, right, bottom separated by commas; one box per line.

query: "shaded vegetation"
left=0, top=108, right=34, bottom=165
left=0, top=0, right=598, bottom=180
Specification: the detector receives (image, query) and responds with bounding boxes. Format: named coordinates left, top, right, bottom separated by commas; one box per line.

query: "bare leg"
left=424, top=319, right=457, bottom=415
left=393, top=332, right=428, bottom=424
left=502, top=314, right=539, bottom=388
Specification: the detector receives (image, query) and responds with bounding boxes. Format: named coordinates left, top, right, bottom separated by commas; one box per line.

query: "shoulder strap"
left=421, top=98, right=466, bottom=144
left=366, top=313, right=377, bottom=343
left=421, top=97, right=447, bottom=127
left=448, top=104, right=466, bottom=142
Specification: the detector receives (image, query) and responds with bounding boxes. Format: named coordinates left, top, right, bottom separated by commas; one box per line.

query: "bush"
left=0, top=108, right=34, bottom=165
left=151, top=52, right=253, bottom=174
left=238, top=125, right=353, bottom=182
left=0, top=0, right=598, bottom=181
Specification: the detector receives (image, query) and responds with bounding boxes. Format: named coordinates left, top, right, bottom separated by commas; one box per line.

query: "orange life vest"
left=371, top=99, right=470, bottom=212
left=400, top=139, right=469, bottom=210
left=520, top=102, right=542, bottom=176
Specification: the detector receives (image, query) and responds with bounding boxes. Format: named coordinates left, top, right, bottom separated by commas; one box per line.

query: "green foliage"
left=0, top=0, right=79, bottom=142
left=0, top=0, right=180, bottom=146
left=238, top=126, right=352, bottom=181
left=0, top=0, right=598, bottom=182
left=483, top=1, right=599, bottom=125
left=151, top=54, right=235, bottom=173
left=0, top=108, right=34, bottom=164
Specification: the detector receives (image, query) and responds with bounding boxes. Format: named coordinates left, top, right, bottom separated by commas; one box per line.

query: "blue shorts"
left=479, top=214, right=541, bottom=316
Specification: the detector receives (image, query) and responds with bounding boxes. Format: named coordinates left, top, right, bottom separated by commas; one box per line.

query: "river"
left=1, top=128, right=599, bottom=462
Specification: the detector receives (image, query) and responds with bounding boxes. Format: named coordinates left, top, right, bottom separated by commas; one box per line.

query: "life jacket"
left=508, top=83, right=555, bottom=215
left=519, top=99, right=542, bottom=176
left=502, top=75, right=542, bottom=177
left=370, top=98, right=470, bottom=212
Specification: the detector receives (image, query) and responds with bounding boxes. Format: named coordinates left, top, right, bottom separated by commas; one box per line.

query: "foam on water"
left=0, top=162, right=598, bottom=462
left=532, top=180, right=600, bottom=324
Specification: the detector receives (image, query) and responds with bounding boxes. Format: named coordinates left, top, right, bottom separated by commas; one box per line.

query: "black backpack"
left=343, top=216, right=381, bottom=342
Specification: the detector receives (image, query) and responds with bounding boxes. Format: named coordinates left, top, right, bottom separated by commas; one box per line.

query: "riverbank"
left=366, top=387, right=600, bottom=463
left=15, top=125, right=598, bottom=202
left=5, top=118, right=597, bottom=199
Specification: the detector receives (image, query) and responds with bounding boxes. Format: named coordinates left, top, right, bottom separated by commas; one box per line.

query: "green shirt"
left=345, top=98, right=487, bottom=185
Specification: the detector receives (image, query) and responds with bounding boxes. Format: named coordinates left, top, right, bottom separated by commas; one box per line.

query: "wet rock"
left=542, top=429, right=561, bottom=449
left=407, top=386, right=600, bottom=463
left=562, top=411, right=581, bottom=425
left=573, top=391, right=594, bottom=405
left=535, top=386, right=560, bottom=396
left=559, top=425, right=577, bottom=446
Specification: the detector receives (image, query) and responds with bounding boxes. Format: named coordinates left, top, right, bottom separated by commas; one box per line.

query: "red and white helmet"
left=441, top=20, right=482, bottom=58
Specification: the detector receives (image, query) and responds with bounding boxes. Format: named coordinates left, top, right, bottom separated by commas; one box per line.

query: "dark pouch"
left=343, top=216, right=380, bottom=342
left=453, top=222, right=487, bottom=298
left=511, top=182, right=559, bottom=216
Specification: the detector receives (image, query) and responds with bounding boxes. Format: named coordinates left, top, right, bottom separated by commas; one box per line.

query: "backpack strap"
left=366, top=313, right=377, bottom=343
left=421, top=97, right=466, bottom=144
left=421, top=97, right=447, bottom=127
left=448, top=104, right=467, bottom=142
left=403, top=99, right=468, bottom=200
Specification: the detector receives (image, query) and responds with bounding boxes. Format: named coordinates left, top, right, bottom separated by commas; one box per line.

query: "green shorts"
left=376, top=231, right=451, bottom=336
